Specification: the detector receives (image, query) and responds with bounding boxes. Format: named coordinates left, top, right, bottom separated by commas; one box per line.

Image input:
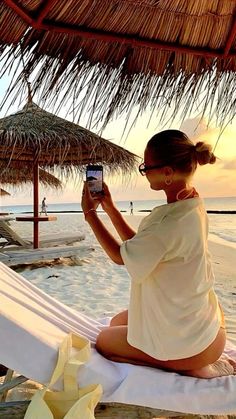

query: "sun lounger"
left=0, top=219, right=85, bottom=249
left=0, top=215, right=15, bottom=222
left=0, top=245, right=93, bottom=267
left=0, top=263, right=235, bottom=417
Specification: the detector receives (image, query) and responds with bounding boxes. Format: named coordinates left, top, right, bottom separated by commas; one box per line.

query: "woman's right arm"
left=100, top=183, right=136, bottom=241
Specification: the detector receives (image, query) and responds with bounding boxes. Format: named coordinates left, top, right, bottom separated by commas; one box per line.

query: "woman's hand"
left=81, top=182, right=123, bottom=264
left=81, top=182, right=100, bottom=214
left=99, top=183, right=115, bottom=213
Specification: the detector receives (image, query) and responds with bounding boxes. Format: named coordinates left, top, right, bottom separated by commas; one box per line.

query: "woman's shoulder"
left=144, top=197, right=204, bottom=222
left=139, top=198, right=206, bottom=239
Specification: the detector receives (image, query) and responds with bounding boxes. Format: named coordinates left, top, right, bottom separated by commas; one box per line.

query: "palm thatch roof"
left=0, top=101, right=138, bottom=175
left=0, top=167, right=62, bottom=189
left=0, top=0, right=236, bottom=128
left=0, top=188, right=10, bottom=197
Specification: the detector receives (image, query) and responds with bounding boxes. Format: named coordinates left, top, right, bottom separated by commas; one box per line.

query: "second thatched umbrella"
left=0, top=100, right=137, bottom=248
left=0, top=166, right=62, bottom=190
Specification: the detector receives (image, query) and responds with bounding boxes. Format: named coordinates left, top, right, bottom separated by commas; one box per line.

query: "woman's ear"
left=163, top=166, right=174, bottom=178
left=163, top=166, right=174, bottom=186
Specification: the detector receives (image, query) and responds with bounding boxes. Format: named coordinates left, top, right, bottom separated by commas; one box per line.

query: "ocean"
left=1, top=196, right=236, bottom=248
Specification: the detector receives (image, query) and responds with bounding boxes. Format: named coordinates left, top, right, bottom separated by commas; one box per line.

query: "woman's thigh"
left=110, top=310, right=128, bottom=326
left=96, top=325, right=167, bottom=368
left=96, top=326, right=227, bottom=371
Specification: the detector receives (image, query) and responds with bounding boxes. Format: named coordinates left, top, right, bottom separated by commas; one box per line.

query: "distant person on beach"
left=129, top=201, right=133, bottom=215
left=81, top=129, right=236, bottom=379
left=40, top=197, right=47, bottom=216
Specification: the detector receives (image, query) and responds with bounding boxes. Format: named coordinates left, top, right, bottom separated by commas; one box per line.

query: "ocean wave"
left=216, top=232, right=236, bottom=243
left=209, top=232, right=236, bottom=250
left=208, top=213, right=235, bottom=246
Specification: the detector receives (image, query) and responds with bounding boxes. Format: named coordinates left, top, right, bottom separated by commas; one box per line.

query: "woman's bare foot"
left=184, top=355, right=236, bottom=379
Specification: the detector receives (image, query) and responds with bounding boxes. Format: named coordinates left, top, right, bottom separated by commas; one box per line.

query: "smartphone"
left=86, top=165, right=103, bottom=196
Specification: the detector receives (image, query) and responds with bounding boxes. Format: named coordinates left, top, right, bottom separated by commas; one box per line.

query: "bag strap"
left=63, top=334, right=91, bottom=392
left=24, top=333, right=102, bottom=419
left=49, top=333, right=91, bottom=392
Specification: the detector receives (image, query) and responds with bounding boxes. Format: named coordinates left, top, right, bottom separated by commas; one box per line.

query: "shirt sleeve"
left=120, top=226, right=167, bottom=283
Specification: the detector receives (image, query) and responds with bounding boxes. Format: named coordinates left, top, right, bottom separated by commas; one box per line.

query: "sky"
left=0, top=72, right=235, bottom=207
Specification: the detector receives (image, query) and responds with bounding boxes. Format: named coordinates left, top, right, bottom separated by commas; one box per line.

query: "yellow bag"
left=24, top=333, right=102, bottom=419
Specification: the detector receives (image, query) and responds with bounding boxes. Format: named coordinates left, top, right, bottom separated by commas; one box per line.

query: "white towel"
left=0, top=262, right=235, bottom=415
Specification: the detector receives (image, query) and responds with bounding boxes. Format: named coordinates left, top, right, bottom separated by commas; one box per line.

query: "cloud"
left=220, top=159, right=236, bottom=170
left=180, top=117, right=217, bottom=141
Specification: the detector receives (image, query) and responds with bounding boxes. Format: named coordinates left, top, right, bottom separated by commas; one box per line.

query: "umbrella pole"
left=33, top=158, right=39, bottom=249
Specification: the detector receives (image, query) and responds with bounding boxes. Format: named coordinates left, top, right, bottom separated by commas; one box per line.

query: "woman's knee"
left=110, top=310, right=128, bottom=326
left=95, top=329, right=108, bottom=355
left=95, top=328, right=119, bottom=361
left=96, top=325, right=129, bottom=358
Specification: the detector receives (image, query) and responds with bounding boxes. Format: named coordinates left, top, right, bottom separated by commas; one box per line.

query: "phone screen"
left=86, top=165, right=103, bottom=196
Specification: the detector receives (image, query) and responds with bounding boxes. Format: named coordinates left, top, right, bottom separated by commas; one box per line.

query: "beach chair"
left=0, top=244, right=93, bottom=267
left=0, top=219, right=85, bottom=249
left=0, top=263, right=235, bottom=418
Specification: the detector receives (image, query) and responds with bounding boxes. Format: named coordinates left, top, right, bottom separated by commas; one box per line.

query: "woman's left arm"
left=82, top=183, right=124, bottom=265
left=86, top=211, right=124, bottom=265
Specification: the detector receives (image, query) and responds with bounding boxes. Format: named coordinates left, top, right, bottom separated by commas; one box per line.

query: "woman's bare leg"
left=185, top=354, right=236, bottom=378
left=96, top=326, right=236, bottom=378
left=96, top=325, right=169, bottom=368
left=110, top=310, right=128, bottom=326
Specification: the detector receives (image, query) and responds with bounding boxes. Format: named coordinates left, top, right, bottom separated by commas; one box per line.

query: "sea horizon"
left=1, top=195, right=236, bottom=214
left=0, top=196, right=235, bottom=248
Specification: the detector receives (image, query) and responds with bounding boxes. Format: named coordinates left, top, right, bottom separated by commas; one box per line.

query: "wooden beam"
left=26, top=22, right=236, bottom=60
left=224, top=17, right=236, bottom=56
left=0, top=369, right=13, bottom=402
left=0, top=400, right=29, bottom=418
left=0, top=376, right=27, bottom=396
left=2, top=0, right=33, bottom=26
left=95, top=403, right=188, bottom=417
left=35, top=0, right=56, bottom=27
left=3, top=0, right=236, bottom=59
left=0, top=400, right=198, bottom=419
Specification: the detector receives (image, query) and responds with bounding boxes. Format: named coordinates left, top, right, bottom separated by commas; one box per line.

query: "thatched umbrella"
left=0, top=100, right=137, bottom=248
left=0, top=167, right=62, bottom=189
left=0, top=1, right=235, bottom=128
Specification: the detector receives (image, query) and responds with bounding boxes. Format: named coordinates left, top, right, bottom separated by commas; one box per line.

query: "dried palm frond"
left=0, top=0, right=235, bottom=129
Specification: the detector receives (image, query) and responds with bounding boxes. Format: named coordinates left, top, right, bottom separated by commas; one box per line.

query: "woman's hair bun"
left=194, top=141, right=216, bottom=165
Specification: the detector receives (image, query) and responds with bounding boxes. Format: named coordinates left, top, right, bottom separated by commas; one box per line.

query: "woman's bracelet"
left=84, top=208, right=97, bottom=221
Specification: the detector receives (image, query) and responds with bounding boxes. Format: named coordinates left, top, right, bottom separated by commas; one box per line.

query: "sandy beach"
left=3, top=212, right=236, bottom=416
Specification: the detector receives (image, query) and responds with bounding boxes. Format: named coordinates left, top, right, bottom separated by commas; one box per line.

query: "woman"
left=81, top=130, right=236, bottom=379
left=40, top=197, right=47, bottom=216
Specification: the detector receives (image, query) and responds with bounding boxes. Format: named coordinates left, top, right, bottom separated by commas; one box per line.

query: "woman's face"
left=143, top=147, right=166, bottom=190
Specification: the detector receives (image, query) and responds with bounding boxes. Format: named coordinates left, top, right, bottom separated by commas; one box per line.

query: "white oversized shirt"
left=120, top=198, right=222, bottom=361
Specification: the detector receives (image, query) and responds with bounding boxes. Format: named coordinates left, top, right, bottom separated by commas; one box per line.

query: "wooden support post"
left=33, top=158, right=39, bottom=249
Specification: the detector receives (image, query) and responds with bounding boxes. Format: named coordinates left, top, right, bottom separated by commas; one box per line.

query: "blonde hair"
left=147, top=130, right=216, bottom=175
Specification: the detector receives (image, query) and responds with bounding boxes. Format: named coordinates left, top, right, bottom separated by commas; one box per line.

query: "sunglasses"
left=139, top=162, right=166, bottom=176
